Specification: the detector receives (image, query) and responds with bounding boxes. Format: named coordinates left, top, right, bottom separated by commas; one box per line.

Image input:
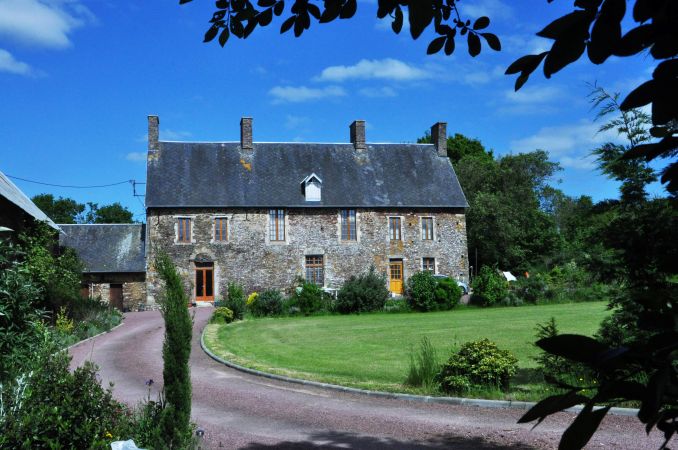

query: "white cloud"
left=504, top=85, right=563, bottom=104
left=510, top=120, right=620, bottom=170
left=316, top=58, right=430, bottom=82
left=0, top=49, right=32, bottom=75
left=359, top=86, right=397, bottom=98
left=125, top=152, right=146, bottom=163
left=502, top=35, right=550, bottom=55
left=0, top=0, right=94, bottom=49
left=269, top=85, right=346, bottom=103
left=462, top=0, right=514, bottom=21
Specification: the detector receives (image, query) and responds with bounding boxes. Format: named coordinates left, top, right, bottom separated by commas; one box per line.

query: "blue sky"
left=0, top=0, right=663, bottom=223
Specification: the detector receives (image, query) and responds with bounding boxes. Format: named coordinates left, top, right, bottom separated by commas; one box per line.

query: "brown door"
left=389, top=260, right=404, bottom=295
left=81, top=284, right=90, bottom=299
left=195, top=262, right=214, bottom=302
left=109, top=284, right=123, bottom=311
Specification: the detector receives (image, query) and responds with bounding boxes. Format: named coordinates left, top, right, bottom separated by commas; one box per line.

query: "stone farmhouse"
left=145, top=116, right=469, bottom=305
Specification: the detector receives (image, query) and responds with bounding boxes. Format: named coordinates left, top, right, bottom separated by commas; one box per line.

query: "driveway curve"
left=70, top=309, right=666, bottom=449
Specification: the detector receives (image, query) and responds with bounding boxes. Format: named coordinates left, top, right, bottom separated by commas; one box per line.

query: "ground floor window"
left=305, top=255, right=324, bottom=286
left=195, top=262, right=214, bottom=301
left=422, top=257, right=435, bottom=272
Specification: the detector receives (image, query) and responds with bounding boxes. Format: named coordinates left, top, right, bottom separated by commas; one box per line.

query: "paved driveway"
left=69, top=309, right=665, bottom=449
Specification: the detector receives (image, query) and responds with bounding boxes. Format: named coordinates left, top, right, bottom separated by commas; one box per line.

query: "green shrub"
left=405, top=337, right=440, bottom=390
left=155, top=253, right=193, bottom=449
left=294, top=283, right=325, bottom=315
left=249, top=290, right=284, bottom=317
left=383, top=298, right=410, bottom=313
left=336, top=267, right=390, bottom=314
left=406, top=271, right=438, bottom=311
left=223, top=282, right=246, bottom=320
left=514, top=274, right=549, bottom=304
left=434, top=277, right=463, bottom=309
left=210, top=306, right=234, bottom=324
left=435, top=339, right=518, bottom=394
left=0, top=350, right=134, bottom=449
left=471, top=266, right=508, bottom=306
left=0, top=250, right=47, bottom=381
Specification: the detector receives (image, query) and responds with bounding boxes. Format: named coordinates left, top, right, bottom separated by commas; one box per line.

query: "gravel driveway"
left=69, top=308, right=667, bottom=449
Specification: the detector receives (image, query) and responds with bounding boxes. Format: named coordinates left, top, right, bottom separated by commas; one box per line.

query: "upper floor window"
left=340, top=209, right=357, bottom=241
left=421, top=217, right=434, bottom=240
left=269, top=209, right=285, bottom=241
left=305, top=255, right=324, bottom=286
left=178, top=218, right=191, bottom=243
left=214, top=217, right=228, bottom=242
left=388, top=217, right=402, bottom=241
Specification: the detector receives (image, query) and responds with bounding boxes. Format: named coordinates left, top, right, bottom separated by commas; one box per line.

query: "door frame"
left=194, top=262, right=215, bottom=302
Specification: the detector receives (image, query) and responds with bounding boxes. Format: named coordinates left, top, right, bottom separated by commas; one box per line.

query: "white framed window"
left=422, top=257, right=436, bottom=272
left=269, top=209, right=286, bottom=241
left=177, top=217, right=192, bottom=243
left=421, top=216, right=434, bottom=240
left=214, top=217, right=228, bottom=242
left=340, top=209, right=357, bottom=241
left=305, top=255, right=324, bottom=286
left=388, top=216, right=402, bottom=241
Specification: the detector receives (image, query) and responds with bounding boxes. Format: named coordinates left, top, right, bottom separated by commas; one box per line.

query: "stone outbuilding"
left=145, top=116, right=469, bottom=305
left=59, top=224, right=146, bottom=311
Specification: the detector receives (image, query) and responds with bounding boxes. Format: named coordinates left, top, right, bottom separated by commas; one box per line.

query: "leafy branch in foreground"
left=507, top=0, right=677, bottom=194
left=180, top=0, right=500, bottom=58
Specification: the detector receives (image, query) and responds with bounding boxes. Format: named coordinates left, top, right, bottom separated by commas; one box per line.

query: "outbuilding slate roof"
left=58, top=224, right=145, bottom=273
left=146, top=142, right=468, bottom=208
left=0, top=170, right=59, bottom=230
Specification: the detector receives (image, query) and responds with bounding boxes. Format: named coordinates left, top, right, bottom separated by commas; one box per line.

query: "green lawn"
left=204, top=302, right=610, bottom=398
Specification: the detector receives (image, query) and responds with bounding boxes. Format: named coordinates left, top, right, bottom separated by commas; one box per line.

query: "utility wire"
left=6, top=175, right=134, bottom=189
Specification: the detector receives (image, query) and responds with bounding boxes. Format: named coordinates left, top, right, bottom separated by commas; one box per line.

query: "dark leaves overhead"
left=507, top=0, right=678, bottom=194
left=183, top=0, right=501, bottom=59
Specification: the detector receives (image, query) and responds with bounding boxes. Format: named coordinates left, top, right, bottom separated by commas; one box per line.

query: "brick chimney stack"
left=350, top=120, right=366, bottom=152
left=148, top=115, right=159, bottom=152
left=431, top=122, right=447, bottom=157
left=241, top=117, right=253, bottom=151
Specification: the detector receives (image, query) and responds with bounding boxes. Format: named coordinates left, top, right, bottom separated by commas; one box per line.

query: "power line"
left=6, top=175, right=135, bottom=189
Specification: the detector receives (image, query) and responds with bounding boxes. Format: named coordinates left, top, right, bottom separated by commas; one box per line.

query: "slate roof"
left=0, top=170, right=59, bottom=230
left=59, top=224, right=145, bottom=273
left=146, top=142, right=468, bottom=209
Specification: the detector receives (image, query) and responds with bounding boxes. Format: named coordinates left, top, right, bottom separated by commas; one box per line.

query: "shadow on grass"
left=235, top=430, right=535, bottom=449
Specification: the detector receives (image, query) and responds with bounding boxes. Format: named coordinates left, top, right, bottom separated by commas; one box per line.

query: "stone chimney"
left=431, top=122, right=447, bottom=157
left=148, top=115, right=159, bottom=152
left=350, top=120, right=366, bottom=152
left=241, top=117, right=253, bottom=151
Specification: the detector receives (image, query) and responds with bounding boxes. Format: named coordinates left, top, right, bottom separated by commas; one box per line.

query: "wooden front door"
left=109, top=284, right=123, bottom=311
left=389, top=260, right=404, bottom=295
left=195, top=263, right=214, bottom=302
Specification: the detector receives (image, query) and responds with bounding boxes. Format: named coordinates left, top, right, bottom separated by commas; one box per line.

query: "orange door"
left=195, top=263, right=214, bottom=302
left=389, top=260, right=404, bottom=295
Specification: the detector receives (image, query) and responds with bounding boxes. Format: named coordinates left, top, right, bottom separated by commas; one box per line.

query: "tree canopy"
left=32, top=194, right=135, bottom=224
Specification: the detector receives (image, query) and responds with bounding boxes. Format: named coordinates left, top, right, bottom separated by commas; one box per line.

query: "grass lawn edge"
left=200, top=324, right=638, bottom=416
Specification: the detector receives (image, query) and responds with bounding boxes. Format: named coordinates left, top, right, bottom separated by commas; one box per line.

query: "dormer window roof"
left=301, top=173, right=322, bottom=202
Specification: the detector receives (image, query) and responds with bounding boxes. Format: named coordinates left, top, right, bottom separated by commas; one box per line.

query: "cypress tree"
left=155, top=252, right=193, bottom=448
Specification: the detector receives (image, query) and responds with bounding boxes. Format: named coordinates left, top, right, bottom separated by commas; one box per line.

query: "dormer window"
left=301, top=173, right=322, bottom=202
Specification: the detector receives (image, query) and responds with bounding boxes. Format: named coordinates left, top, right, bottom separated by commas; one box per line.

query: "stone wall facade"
left=146, top=207, right=468, bottom=305
left=83, top=272, right=147, bottom=311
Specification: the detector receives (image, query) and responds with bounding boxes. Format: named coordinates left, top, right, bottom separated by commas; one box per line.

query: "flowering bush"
left=210, top=307, right=234, bottom=324
left=249, top=290, right=284, bottom=317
